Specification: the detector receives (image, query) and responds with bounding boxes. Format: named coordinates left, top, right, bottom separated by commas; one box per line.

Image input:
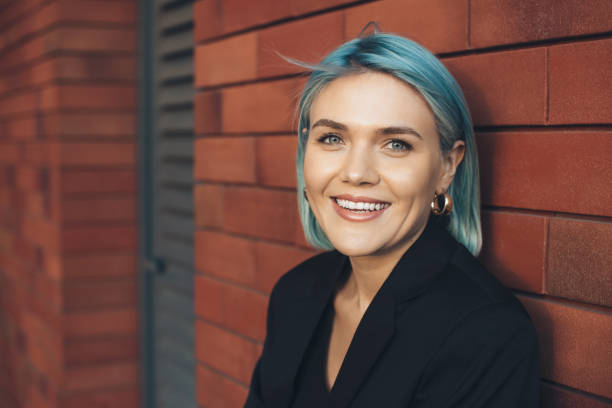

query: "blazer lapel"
left=329, top=288, right=395, bottom=408
left=265, top=252, right=347, bottom=408
left=266, top=219, right=457, bottom=408
left=329, top=219, right=457, bottom=408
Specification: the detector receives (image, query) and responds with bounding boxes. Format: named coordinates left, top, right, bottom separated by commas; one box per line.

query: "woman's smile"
left=330, top=195, right=391, bottom=222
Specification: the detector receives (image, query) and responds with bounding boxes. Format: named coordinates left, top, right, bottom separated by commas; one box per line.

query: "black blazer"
left=245, top=219, right=540, bottom=407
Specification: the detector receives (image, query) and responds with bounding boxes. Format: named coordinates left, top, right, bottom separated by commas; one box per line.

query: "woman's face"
left=304, top=71, right=464, bottom=257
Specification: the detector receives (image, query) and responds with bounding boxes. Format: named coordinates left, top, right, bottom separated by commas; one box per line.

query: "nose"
left=340, top=143, right=380, bottom=186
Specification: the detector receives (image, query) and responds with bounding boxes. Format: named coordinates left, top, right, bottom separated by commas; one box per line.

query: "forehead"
left=309, top=71, right=436, bottom=132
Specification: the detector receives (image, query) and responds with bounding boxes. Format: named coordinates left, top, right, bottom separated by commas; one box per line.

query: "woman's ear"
left=437, top=140, right=465, bottom=191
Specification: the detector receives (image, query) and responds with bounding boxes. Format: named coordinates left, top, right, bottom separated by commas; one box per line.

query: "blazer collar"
left=269, top=218, right=457, bottom=408
left=311, top=217, right=457, bottom=304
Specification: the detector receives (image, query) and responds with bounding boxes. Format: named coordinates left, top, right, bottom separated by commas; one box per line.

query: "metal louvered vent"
left=140, top=0, right=196, bottom=407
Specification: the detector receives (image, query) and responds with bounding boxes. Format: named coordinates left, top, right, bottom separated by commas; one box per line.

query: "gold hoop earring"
left=431, top=191, right=452, bottom=216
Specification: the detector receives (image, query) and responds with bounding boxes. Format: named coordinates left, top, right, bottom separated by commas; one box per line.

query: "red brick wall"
left=0, top=1, right=140, bottom=407
left=193, top=1, right=612, bottom=407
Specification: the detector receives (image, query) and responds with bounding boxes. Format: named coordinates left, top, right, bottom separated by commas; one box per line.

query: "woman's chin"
left=328, top=238, right=386, bottom=258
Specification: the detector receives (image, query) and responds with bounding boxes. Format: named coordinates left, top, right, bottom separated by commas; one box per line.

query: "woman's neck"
left=341, top=222, right=428, bottom=313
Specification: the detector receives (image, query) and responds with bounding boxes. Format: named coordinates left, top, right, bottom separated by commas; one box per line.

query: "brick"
left=23, top=141, right=54, bottom=165
left=0, top=187, right=16, bottom=209
left=0, top=0, right=46, bottom=28
left=53, top=55, right=135, bottom=82
left=479, top=211, right=546, bottom=293
left=13, top=236, right=44, bottom=271
left=22, top=216, right=60, bottom=252
left=345, top=0, right=468, bottom=53
left=257, top=11, right=344, bottom=77
left=547, top=218, right=612, bottom=307
left=15, top=166, right=44, bottom=192
left=256, top=135, right=297, bottom=188
left=45, top=27, right=135, bottom=52
left=31, top=269, right=63, bottom=314
left=0, top=68, right=36, bottom=96
left=221, top=0, right=292, bottom=34
left=0, top=1, right=135, bottom=54
left=0, top=90, right=40, bottom=117
left=64, top=308, right=138, bottom=338
left=60, top=387, right=140, bottom=408
left=195, top=33, right=257, bottom=87
left=197, top=364, right=249, bottom=408
left=0, top=36, right=46, bottom=72
left=290, top=0, right=357, bottom=15
left=223, top=187, right=298, bottom=242
left=0, top=3, right=57, bottom=53
left=195, top=320, right=259, bottom=383
left=194, top=183, right=224, bottom=228
left=541, top=382, right=612, bottom=408
left=4, top=117, right=38, bottom=141
left=61, top=253, right=136, bottom=279
left=254, top=241, right=315, bottom=294
left=477, top=131, right=612, bottom=217
left=194, top=275, right=225, bottom=324
left=57, top=0, right=136, bottom=25
left=549, top=39, right=612, bottom=124
left=63, top=278, right=137, bottom=311
left=45, top=112, right=135, bottom=138
left=195, top=230, right=255, bottom=284
left=222, top=78, right=301, bottom=133
left=41, top=85, right=135, bottom=110
left=61, top=169, right=135, bottom=194
left=519, top=296, right=612, bottom=398
left=0, top=144, right=21, bottom=164
left=224, top=284, right=267, bottom=341
left=194, top=91, right=222, bottom=134
left=60, top=142, right=135, bottom=166
left=64, top=336, right=138, bottom=366
left=21, top=311, right=63, bottom=374
left=193, top=0, right=223, bottom=42
left=61, top=196, right=135, bottom=223
left=443, top=48, right=546, bottom=125
left=471, top=0, right=612, bottom=47
left=194, top=137, right=256, bottom=183
left=196, top=274, right=268, bottom=341
left=62, top=226, right=136, bottom=252
left=64, top=361, right=139, bottom=392
left=24, top=192, right=47, bottom=217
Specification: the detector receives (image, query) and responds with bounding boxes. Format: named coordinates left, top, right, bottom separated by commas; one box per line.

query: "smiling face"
left=304, top=71, right=464, bottom=258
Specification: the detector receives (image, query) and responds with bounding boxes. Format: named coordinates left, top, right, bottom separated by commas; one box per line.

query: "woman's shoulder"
left=423, top=242, right=534, bottom=334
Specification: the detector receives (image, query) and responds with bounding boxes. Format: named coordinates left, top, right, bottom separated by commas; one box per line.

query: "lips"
left=331, top=195, right=391, bottom=222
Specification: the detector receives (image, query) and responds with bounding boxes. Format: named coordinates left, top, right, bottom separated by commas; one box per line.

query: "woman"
left=245, top=31, right=540, bottom=408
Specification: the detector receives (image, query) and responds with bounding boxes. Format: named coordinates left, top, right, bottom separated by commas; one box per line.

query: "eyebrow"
left=311, top=118, right=347, bottom=131
left=377, top=126, right=423, bottom=139
left=311, top=118, right=423, bottom=139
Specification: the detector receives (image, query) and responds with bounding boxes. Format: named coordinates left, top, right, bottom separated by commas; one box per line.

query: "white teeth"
left=335, top=198, right=389, bottom=212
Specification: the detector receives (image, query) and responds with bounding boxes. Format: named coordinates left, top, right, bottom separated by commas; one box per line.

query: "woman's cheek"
left=304, top=148, right=341, bottom=190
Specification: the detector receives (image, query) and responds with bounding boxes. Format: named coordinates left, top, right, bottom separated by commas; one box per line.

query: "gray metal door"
left=138, top=0, right=196, bottom=407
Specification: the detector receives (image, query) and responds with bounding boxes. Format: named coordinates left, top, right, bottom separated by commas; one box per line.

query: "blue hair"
left=293, top=33, right=482, bottom=255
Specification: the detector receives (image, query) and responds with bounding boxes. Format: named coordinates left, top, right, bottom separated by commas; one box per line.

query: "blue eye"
left=318, top=134, right=343, bottom=145
left=385, top=139, right=411, bottom=152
